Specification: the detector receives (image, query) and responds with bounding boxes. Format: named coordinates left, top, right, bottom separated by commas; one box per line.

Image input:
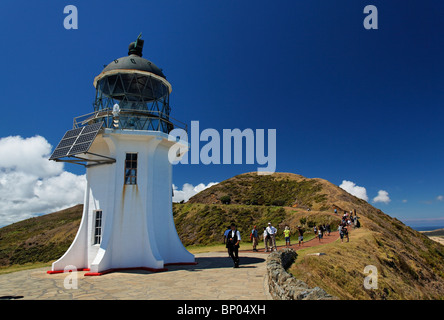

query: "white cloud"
left=0, top=135, right=64, bottom=177
left=173, top=182, right=218, bottom=203
left=0, top=136, right=86, bottom=227
left=339, top=180, right=369, bottom=201
left=437, top=195, right=444, bottom=201
left=402, top=199, right=408, bottom=203
left=373, top=190, right=391, bottom=204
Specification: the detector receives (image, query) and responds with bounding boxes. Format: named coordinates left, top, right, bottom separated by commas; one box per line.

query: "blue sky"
left=0, top=0, right=443, bottom=228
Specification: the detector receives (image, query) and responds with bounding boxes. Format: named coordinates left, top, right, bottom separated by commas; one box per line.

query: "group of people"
left=252, top=223, right=304, bottom=252
left=225, top=222, right=306, bottom=253
left=313, top=223, right=331, bottom=242
left=236, top=223, right=278, bottom=253
left=223, top=222, right=283, bottom=268
left=222, top=210, right=359, bottom=268
left=337, top=210, right=358, bottom=242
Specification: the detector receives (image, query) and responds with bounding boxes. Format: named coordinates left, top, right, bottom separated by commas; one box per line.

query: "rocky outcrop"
left=266, top=248, right=336, bottom=300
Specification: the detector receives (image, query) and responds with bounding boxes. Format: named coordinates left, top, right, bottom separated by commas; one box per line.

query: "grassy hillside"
left=188, top=172, right=330, bottom=210
left=0, top=205, right=82, bottom=268
left=289, top=226, right=444, bottom=300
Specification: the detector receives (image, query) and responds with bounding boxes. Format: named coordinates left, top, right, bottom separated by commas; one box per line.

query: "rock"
left=266, top=248, right=336, bottom=300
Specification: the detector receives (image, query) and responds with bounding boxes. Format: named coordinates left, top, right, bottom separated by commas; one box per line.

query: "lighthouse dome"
left=101, top=54, right=166, bottom=79
left=91, top=34, right=174, bottom=133
left=93, top=34, right=171, bottom=93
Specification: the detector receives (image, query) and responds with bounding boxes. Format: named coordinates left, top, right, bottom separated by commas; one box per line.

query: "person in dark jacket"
left=226, top=223, right=241, bottom=268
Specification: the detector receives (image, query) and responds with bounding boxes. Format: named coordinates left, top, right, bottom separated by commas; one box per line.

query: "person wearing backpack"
left=339, top=223, right=345, bottom=242
left=318, top=225, right=323, bottom=242
left=226, top=223, right=241, bottom=268
left=297, top=226, right=304, bottom=247
left=343, top=225, right=349, bottom=242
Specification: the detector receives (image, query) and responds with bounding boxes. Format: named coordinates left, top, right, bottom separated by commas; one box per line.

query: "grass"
left=0, top=261, right=53, bottom=275
left=288, top=227, right=444, bottom=300
left=188, top=172, right=329, bottom=210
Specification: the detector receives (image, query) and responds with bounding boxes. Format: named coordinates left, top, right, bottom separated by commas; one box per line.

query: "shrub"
left=271, top=199, right=285, bottom=206
left=220, top=195, right=231, bottom=204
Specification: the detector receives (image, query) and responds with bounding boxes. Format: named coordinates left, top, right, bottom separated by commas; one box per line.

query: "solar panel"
left=50, top=122, right=103, bottom=160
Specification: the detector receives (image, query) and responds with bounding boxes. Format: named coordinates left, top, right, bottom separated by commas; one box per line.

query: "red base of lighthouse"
left=47, top=262, right=198, bottom=276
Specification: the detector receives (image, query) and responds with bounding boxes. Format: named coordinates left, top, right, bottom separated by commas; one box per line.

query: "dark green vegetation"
left=188, top=172, right=329, bottom=210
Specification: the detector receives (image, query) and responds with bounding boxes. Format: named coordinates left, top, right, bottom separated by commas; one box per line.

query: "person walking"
left=326, top=223, right=331, bottom=236
left=318, top=225, right=323, bottom=242
left=266, top=223, right=277, bottom=251
left=297, top=225, right=304, bottom=247
left=263, top=227, right=270, bottom=252
left=313, top=225, right=318, bottom=239
left=226, top=223, right=241, bottom=268
left=250, top=225, right=259, bottom=252
left=223, top=225, right=231, bottom=244
left=338, top=223, right=344, bottom=243
left=284, top=226, right=291, bottom=247
left=343, top=225, right=349, bottom=242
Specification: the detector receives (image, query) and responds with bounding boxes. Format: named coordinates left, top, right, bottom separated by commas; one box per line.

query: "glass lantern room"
left=88, top=35, right=176, bottom=133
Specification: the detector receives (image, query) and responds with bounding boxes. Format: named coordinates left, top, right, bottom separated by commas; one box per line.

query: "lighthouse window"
left=125, top=153, right=138, bottom=185
left=93, top=210, right=102, bottom=245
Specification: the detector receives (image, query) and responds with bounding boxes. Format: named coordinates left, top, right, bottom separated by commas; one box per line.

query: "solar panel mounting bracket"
left=49, top=122, right=116, bottom=168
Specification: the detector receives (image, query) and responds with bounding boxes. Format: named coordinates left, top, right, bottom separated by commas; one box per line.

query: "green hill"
left=187, top=172, right=330, bottom=210
left=0, top=205, right=82, bottom=268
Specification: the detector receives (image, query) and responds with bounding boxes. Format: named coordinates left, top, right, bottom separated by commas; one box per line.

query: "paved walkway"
left=0, top=252, right=270, bottom=300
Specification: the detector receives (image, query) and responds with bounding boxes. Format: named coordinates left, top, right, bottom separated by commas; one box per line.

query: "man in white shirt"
left=226, top=223, right=241, bottom=268
left=266, top=222, right=277, bottom=251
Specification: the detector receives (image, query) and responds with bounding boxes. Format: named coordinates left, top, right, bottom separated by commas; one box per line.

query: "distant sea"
left=410, top=225, right=444, bottom=232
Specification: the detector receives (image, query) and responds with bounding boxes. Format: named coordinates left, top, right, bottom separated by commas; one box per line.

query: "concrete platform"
left=0, top=252, right=270, bottom=300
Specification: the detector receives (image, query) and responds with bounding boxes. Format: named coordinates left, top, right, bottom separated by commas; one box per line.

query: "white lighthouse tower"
left=48, top=35, right=195, bottom=275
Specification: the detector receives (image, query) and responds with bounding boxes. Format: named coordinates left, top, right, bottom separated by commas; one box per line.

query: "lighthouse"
left=48, top=35, right=195, bottom=275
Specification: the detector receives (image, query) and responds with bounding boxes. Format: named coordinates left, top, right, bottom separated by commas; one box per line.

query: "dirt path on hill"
left=241, top=230, right=341, bottom=254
